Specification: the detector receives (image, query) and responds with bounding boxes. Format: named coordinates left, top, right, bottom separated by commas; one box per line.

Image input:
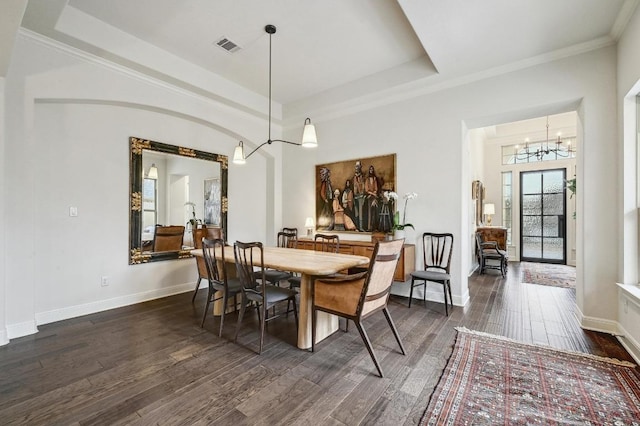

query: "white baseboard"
left=0, top=328, right=9, bottom=346
left=578, top=311, right=619, bottom=335
left=34, top=282, right=196, bottom=328
left=6, top=320, right=38, bottom=340
left=617, top=322, right=640, bottom=365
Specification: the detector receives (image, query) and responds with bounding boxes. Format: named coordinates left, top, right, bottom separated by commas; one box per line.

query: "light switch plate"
left=69, top=206, right=78, bottom=217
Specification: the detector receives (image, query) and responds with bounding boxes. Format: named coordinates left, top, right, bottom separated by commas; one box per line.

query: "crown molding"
left=17, top=28, right=270, bottom=122
left=284, top=35, right=616, bottom=128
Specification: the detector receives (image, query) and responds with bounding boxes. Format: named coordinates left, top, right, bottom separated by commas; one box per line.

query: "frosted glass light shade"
left=301, top=118, right=317, bottom=148
left=148, top=164, right=158, bottom=179
left=233, top=142, right=246, bottom=165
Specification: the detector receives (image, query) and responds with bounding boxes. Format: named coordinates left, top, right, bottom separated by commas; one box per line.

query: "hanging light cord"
left=243, top=25, right=303, bottom=160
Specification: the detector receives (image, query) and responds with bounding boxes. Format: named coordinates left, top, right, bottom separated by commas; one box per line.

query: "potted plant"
left=384, top=191, right=418, bottom=239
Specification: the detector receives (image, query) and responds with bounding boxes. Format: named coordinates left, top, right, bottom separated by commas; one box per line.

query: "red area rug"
left=520, top=261, right=576, bottom=288
left=420, top=328, right=640, bottom=425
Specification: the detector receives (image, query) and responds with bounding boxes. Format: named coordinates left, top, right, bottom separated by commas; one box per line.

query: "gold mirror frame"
left=129, top=136, right=228, bottom=264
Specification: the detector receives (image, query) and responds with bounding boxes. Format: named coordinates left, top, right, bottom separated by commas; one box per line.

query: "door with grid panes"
left=520, top=169, right=566, bottom=264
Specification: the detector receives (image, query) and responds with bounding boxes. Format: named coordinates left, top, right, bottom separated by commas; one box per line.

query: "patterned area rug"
left=521, top=261, right=576, bottom=288
left=420, top=328, right=640, bottom=425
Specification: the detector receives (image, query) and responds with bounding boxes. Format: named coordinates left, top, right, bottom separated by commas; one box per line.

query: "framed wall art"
left=204, top=178, right=221, bottom=226
left=315, top=153, right=396, bottom=233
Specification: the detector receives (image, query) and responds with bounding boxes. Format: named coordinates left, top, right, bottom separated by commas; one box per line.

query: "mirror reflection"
left=129, top=137, right=228, bottom=264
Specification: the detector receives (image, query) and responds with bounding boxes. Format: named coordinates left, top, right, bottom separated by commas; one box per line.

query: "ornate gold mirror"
left=129, top=137, right=228, bottom=264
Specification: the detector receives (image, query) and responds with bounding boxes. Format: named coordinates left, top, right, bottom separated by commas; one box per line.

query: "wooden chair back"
left=359, top=239, right=404, bottom=317
left=277, top=229, right=298, bottom=249
left=233, top=241, right=264, bottom=293
left=421, top=232, right=454, bottom=274
left=202, top=237, right=226, bottom=284
left=153, top=225, right=185, bottom=252
left=193, top=227, right=224, bottom=249
left=314, top=234, right=340, bottom=253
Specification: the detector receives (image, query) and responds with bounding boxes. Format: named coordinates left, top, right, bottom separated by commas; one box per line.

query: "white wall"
left=0, top=77, right=7, bottom=345
left=283, top=46, right=618, bottom=327
left=616, top=4, right=640, bottom=360
left=2, top=32, right=275, bottom=338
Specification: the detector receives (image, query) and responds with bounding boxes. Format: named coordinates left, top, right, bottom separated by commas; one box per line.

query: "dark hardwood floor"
left=0, top=262, right=632, bottom=425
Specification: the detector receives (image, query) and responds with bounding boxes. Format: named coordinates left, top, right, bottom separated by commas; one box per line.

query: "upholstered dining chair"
left=191, top=227, right=224, bottom=303
left=311, top=239, right=406, bottom=377
left=234, top=241, right=299, bottom=354
left=409, top=232, right=454, bottom=315
left=152, top=225, right=185, bottom=252
left=201, top=238, right=242, bottom=337
left=475, top=232, right=508, bottom=277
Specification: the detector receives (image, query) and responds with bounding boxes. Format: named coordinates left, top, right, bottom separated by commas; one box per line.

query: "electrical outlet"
left=69, top=206, right=78, bottom=217
left=101, top=276, right=109, bottom=287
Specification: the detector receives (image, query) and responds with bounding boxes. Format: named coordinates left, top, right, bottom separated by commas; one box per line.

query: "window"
left=502, top=138, right=576, bottom=165
left=142, top=178, right=157, bottom=230
left=502, top=172, right=512, bottom=245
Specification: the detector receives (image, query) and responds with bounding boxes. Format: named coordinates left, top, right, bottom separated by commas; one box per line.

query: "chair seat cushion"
left=411, top=270, right=451, bottom=281
left=288, top=276, right=301, bottom=288
left=263, top=284, right=297, bottom=304
left=257, top=269, right=292, bottom=283
left=211, top=278, right=243, bottom=293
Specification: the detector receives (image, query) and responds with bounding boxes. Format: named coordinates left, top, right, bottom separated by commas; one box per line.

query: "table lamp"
left=305, top=217, right=315, bottom=236
left=484, top=203, right=495, bottom=226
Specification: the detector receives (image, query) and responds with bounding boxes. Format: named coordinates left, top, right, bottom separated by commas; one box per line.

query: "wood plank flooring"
left=0, top=262, right=633, bottom=425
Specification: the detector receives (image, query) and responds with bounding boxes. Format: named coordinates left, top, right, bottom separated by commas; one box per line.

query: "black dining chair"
left=234, top=241, right=299, bottom=354
left=409, top=232, right=454, bottom=315
left=256, top=229, right=298, bottom=287
left=201, top=238, right=242, bottom=338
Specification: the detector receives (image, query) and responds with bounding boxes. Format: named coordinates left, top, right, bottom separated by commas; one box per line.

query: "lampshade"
left=232, top=25, right=317, bottom=164
left=301, top=118, right=318, bottom=148
left=484, top=203, right=495, bottom=215
left=148, top=164, right=158, bottom=179
left=304, top=217, right=314, bottom=228
left=233, top=142, right=246, bottom=165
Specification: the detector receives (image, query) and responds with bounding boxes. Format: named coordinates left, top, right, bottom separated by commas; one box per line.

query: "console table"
left=297, top=237, right=415, bottom=282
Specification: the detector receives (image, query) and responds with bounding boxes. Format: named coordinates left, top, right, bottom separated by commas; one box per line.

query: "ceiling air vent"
left=215, top=37, right=241, bottom=53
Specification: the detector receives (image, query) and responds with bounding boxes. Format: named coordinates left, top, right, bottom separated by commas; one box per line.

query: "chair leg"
left=192, top=277, right=203, bottom=303
left=201, top=288, right=212, bottom=328
left=234, top=295, right=247, bottom=343
left=218, top=291, right=227, bottom=338
left=442, top=282, right=449, bottom=316
left=409, top=277, right=415, bottom=308
left=311, top=306, right=317, bottom=352
left=383, top=307, right=406, bottom=355
left=447, top=280, right=453, bottom=315
left=354, top=321, right=384, bottom=378
left=259, top=303, right=266, bottom=355
left=292, top=298, right=298, bottom=333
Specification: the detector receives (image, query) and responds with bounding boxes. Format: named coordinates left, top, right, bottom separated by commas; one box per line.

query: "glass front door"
left=520, top=169, right=566, bottom=264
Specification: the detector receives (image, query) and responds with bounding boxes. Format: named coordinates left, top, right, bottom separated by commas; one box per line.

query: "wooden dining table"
left=191, top=246, right=370, bottom=349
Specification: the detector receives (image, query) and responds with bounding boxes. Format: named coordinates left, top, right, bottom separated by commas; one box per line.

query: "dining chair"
left=409, top=232, right=454, bottom=315
left=201, top=238, right=242, bottom=337
left=475, top=232, right=507, bottom=277
left=257, top=229, right=298, bottom=287
left=152, top=225, right=185, bottom=252
left=311, top=239, right=406, bottom=377
left=287, top=234, right=340, bottom=318
left=234, top=241, right=299, bottom=354
left=191, top=227, right=224, bottom=303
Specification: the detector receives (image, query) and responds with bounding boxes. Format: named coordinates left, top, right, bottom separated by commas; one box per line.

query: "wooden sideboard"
left=297, top=238, right=415, bottom=282
left=476, top=226, right=507, bottom=250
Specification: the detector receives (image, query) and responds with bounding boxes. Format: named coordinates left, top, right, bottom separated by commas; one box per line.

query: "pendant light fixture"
left=232, top=25, right=317, bottom=165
